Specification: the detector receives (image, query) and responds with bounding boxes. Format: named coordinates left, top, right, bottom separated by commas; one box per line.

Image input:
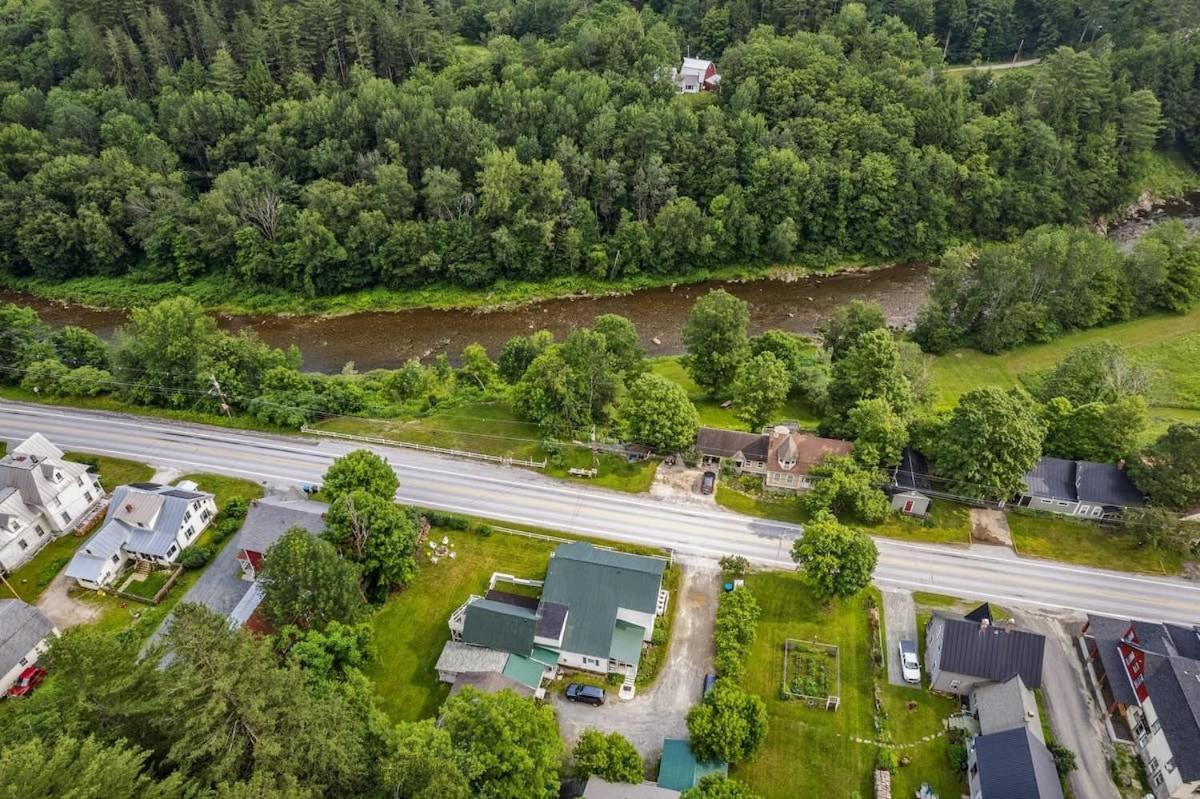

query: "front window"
left=35, top=526, right=45, bottom=537
left=61, top=511, right=71, bottom=524
left=17, top=539, right=27, bottom=550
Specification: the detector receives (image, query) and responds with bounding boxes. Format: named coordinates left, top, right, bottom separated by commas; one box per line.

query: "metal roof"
left=933, top=615, right=1046, bottom=688
left=657, top=739, right=726, bottom=792
left=0, top=599, right=54, bottom=674
left=973, top=727, right=1064, bottom=799
left=1021, top=457, right=1144, bottom=508
left=609, top=619, right=646, bottom=665
left=0, top=434, right=90, bottom=509
left=541, top=543, right=665, bottom=660
left=894, top=448, right=931, bottom=491
left=461, top=599, right=537, bottom=655
left=501, top=653, right=545, bottom=689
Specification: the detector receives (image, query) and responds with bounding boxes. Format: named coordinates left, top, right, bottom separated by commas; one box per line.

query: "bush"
left=713, top=587, right=760, bottom=680
left=876, top=747, right=898, bottom=772
left=472, top=523, right=494, bottom=537
left=178, top=546, right=213, bottom=570
left=423, top=511, right=470, bottom=530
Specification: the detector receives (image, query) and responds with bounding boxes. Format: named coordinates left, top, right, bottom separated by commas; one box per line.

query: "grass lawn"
left=313, top=404, right=658, bottom=493
left=715, top=481, right=971, bottom=546
left=650, top=356, right=821, bottom=430
left=63, top=453, right=154, bottom=489
left=368, top=529, right=558, bottom=722
left=3, top=533, right=87, bottom=603
left=174, top=473, right=265, bottom=506
left=928, top=307, right=1200, bottom=441
left=735, top=572, right=961, bottom=798
left=1007, top=511, right=1183, bottom=575
left=121, top=569, right=173, bottom=601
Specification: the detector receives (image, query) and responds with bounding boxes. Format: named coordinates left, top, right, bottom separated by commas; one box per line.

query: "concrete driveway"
left=552, top=556, right=719, bottom=767
left=1013, top=611, right=1121, bottom=799
left=882, top=589, right=919, bottom=687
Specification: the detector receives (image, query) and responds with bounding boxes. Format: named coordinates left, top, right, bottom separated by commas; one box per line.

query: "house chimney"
left=125, top=504, right=133, bottom=513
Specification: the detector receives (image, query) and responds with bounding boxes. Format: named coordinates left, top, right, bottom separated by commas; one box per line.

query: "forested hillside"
left=0, top=0, right=1196, bottom=300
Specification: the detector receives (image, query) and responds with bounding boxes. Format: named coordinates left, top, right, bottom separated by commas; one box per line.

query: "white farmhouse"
left=675, top=57, right=720, bottom=93
left=0, top=434, right=103, bottom=573
left=65, top=482, right=216, bottom=590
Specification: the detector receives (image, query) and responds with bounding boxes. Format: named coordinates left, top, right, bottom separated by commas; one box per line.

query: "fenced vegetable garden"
left=781, top=638, right=841, bottom=710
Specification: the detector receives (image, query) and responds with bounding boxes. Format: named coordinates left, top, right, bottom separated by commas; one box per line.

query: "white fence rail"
left=301, top=425, right=548, bottom=469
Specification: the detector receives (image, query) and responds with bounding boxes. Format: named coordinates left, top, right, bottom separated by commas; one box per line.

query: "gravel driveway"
left=882, top=589, right=918, bottom=687
left=552, top=555, right=720, bottom=767
left=36, top=572, right=102, bottom=628
left=1013, top=611, right=1121, bottom=799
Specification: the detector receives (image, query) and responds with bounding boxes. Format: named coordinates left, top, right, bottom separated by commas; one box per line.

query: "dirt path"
left=552, top=555, right=720, bottom=767
left=36, top=572, right=101, bottom=628
left=1014, top=611, right=1121, bottom=799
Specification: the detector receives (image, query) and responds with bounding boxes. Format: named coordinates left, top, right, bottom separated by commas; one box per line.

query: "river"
left=3, top=192, right=1198, bottom=373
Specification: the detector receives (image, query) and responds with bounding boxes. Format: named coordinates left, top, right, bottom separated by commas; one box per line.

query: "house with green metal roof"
left=437, top=542, right=669, bottom=699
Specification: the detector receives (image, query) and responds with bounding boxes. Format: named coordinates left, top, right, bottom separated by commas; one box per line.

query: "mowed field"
left=929, top=307, right=1200, bottom=439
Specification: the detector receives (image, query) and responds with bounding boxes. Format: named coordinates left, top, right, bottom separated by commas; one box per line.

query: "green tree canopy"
left=685, top=680, right=769, bottom=764
left=323, top=449, right=400, bottom=503
left=621, top=372, right=700, bottom=452
left=933, top=387, right=1045, bottom=499
left=791, top=511, right=879, bottom=600
left=1033, top=341, right=1150, bottom=406
left=681, top=775, right=763, bottom=799
left=258, top=529, right=366, bottom=630
left=683, top=290, right=750, bottom=400
left=324, top=490, right=420, bottom=601
left=824, top=329, right=912, bottom=436
left=0, top=736, right=188, bottom=799
left=572, top=729, right=644, bottom=783
left=818, top=301, right=888, bottom=363
left=798, top=455, right=890, bottom=523
left=440, top=687, right=564, bottom=799
left=731, top=351, right=791, bottom=431
left=1131, top=423, right=1200, bottom=510
left=845, top=397, right=909, bottom=467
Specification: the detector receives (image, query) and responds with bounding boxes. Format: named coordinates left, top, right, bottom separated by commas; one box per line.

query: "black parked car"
left=564, top=683, right=606, bottom=706
left=701, top=471, right=716, bottom=495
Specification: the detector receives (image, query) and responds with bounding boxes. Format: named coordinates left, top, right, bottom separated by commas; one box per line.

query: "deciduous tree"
left=572, top=730, right=643, bottom=783
left=933, top=388, right=1045, bottom=499
left=323, top=449, right=399, bottom=503
left=685, top=680, right=768, bottom=764
left=731, top=352, right=790, bottom=431
left=621, top=372, right=700, bottom=452
left=258, top=529, right=366, bottom=629
left=791, top=511, right=878, bottom=600
left=1131, top=423, right=1200, bottom=509
left=683, top=290, right=750, bottom=400
left=324, top=490, right=420, bottom=601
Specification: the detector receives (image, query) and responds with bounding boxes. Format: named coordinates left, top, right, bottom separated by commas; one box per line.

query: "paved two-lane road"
left=2, top=400, right=1198, bottom=624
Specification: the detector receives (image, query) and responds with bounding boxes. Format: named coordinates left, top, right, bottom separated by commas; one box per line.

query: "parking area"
left=551, top=556, right=720, bottom=765
left=648, top=459, right=718, bottom=506
left=881, top=589, right=919, bottom=687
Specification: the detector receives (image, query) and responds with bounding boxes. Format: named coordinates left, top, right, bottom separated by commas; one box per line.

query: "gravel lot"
left=882, top=589, right=919, bottom=687
left=552, top=555, right=720, bottom=768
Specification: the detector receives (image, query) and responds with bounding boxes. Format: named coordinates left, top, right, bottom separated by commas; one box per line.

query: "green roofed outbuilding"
left=657, top=739, right=727, bottom=792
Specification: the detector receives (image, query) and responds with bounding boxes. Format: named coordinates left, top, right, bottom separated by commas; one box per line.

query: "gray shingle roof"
left=1165, top=624, right=1200, bottom=660
left=1144, top=654, right=1200, bottom=781
left=0, top=599, right=54, bottom=673
left=541, top=542, right=665, bottom=660
left=973, top=727, right=1064, bottom=799
left=238, top=495, right=328, bottom=555
left=695, top=427, right=768, bottom=461
left=972, top=675, right=1042, bottom=740
left=937, top=616, right=1046, bottom=688
left=435, top=640, right=509, bottom=675
left=894, top=448, right=931, bottom=491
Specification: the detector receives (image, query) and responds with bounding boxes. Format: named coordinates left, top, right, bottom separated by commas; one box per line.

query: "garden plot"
left=781, top=639, right=841, bottom=710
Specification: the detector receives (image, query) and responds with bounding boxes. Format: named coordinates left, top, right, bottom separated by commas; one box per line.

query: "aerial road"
left=2, top=399, right=1198, bottom=624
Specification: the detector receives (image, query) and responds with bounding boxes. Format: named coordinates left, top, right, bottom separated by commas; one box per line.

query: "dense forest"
left=0, top=0, right=1196, bottom=299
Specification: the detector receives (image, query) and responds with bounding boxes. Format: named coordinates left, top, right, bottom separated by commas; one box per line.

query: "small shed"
left=891, top=490, right=930, bottom=517
left=657, top=739, right=726, bottom=792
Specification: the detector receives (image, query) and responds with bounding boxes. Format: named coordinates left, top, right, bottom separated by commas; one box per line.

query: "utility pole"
left=209, top=373, right=232, bottom=417
left=1012, top=38, right=1023, bottom=64
left=942, top=31, right=951, bottom=63
left=0, top=570, right=19, bottom=600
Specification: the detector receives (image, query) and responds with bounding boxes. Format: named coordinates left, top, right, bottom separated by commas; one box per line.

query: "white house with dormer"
left=0, top=434, right=103, bottom=573
left=65, top=482, right=216, bottom=590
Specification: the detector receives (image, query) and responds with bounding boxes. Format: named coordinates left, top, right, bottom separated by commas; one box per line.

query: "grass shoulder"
left=1007, top=510, right=1183, bottom=575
